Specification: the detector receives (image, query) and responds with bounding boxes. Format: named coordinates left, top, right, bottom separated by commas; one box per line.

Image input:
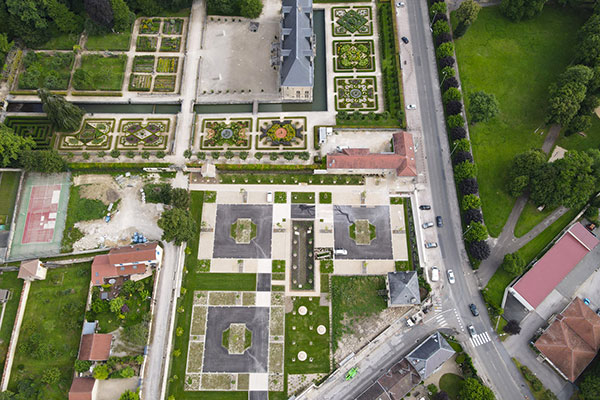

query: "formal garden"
left=334, top=77, right=378, bottom=111
left=200, top=118, right=252, bottom=149
left=333, top=40, right=376, bottom=72
left=332, top=6, right=373, bottom=37
left=4, top=116, right=56, bottom=149
left=257, top=118, right=307, bottom=150
left=290, top=221, right=315, bottom=290
left=57, top=119, right=115, bottom=151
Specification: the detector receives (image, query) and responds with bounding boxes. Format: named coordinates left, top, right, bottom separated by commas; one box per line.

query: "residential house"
left=68, top=377, right=97, bottom=400
left=91, top=242, right=162, bottom=286
left=405, top=331, right=455, bottom=379
left=17, top=259, right=47, bottom=281
left=78, top=334, right=112, bottom=361
left=386, top=271, right=420, bottom=307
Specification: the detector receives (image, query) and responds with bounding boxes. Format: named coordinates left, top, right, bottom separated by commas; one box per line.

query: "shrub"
left=224, top=150, right=234, bottom=159
left=97, top=150, right=106, bottom=158
left=464, top=222, right=487, bottom=242
left=197, top=152, right=206, bottom=160
left=211, top=151, right=220, bottom=159
left=239, top=151, right=249, bottom=160
left=469, top=240, right=490, bottom=260
left=282, top=151, right=295, bottom=161
left=461, top=194, right=482, bottom=211
left=436, top=33, right=453, bottom=46
left=442, top=77, right=459, bottom=91
left=459, top=177, right=479, bottom=195
left=436, top=42, right=454, bottom=59
left=452, top=150, right=473, bottom=165
left=75, top=359, right=93, bottom=373
left=110, top=149, right=120, bottom=158
left=93, top=364, right=109, bottom=380
left=270, top=153, right=278, bottom=161
left=453, top=138, right=471, bottom=152
left=451, top=126, right=467, bottom=140
left=446, top=100, right=463, bottom=115
left=141, top=151, right=150, bottom=159
left=255, top=152, right=263, bottom=160
left=443, top=87, right=462, bottom=104
left=183, top=149, right=192, bottom=158
left=464, top=208, right=483, bottom=224
left=447, top=114, right=465, bottom=129
left=439, top=56, right=455, bottom=68
left=454, top=161, right=477, bottom=181
left=433, top=20, right=450, bottom=37
left=156, top=150, right=166, bottom=159
left=441, top=66, right=455, bottom=78
left=126, top=150, right=135, bottom=158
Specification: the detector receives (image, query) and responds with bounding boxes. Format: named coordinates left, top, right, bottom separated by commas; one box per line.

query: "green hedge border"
left=334, top=75, right=379, bottom=112
left=331, top=6, right=374, bottom=37
left=332, top=39, right=377, bottom=73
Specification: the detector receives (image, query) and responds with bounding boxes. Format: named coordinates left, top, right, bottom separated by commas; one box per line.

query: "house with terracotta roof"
left=78, top=333, right=112, bottom=361
left=326, top=131, right=417, bottom=177
left=508, top=222, right=599, bottom=311
left=68, top=377, right=97, bottom=400
left=91, top=242, right=162, bottom=286
left=18, top=259, right=46, bottom=281
left=534, top=297, right=600, bottom=382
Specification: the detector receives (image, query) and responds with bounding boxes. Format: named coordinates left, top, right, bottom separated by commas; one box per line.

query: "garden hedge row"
left=428, top=0, right=489, bottom=267
left=215, top=163, right=320, bottom=171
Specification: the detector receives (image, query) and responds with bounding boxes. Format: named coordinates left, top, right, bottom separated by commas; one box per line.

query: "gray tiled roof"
left=405, top=332, right=455, bottom=379
left=388, top=271, right=420, bottom=305
left=281, top=0, right=314, bottom=87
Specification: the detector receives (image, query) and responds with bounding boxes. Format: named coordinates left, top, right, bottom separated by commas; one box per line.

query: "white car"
left=396, top=1, right=406, bottom=6
left=424, top=242, right=438, bottom=249
left=430, top=266, right=440, bottom=282
left=447, top=269, right=455, bottom=284
left=407, top=104, right=417, bottom=110
left=422, top=222, right=434, bottom=229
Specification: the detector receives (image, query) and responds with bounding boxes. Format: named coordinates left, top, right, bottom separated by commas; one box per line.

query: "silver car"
left=422, top=222, right=434, bottom=229
left=424, top=242, right=438, bottom=249
left=447, top=269, right=455, bottom=284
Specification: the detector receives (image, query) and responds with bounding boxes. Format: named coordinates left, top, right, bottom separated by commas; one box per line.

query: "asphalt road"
left=404, top=1, right=533, bottom=398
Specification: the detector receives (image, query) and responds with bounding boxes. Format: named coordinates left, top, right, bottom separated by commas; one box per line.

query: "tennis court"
left=9, top=173, right=70, bottom=260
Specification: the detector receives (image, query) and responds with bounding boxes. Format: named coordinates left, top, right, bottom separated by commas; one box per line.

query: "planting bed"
left=153, top=75, right=177, bottom=92
left=332, top=6, right=373, bottom=37
left=257, top=117, right=307, bottom=149
left=133, top=56, right=155, bottom=73
left=160, top=37, right=181, bottom=52
left=129, top=74, right=153, bottom=91
left=163, top=18, right=184, bottom=34
left=291, top=220, right=315, bottom=290
left=200, top=119, right=251, bottom=149
left=333, top=40, right=375, bottom=72
left=136, top=36, right=158, bottom=52
left=17, top=51, right=74, bottom=90
left=157, top=57, right=179, bottom=73
left=139, top=18, right=162, bottom=34
left=334, top=76, right=378, bottom=111
left=58, top=118, right=115, bottom=151
left=74, top=54, right=127, bottom=91
left=117, top=118, right=171, bottom=150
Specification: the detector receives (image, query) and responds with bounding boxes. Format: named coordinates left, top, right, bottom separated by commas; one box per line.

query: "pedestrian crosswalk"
left=469, top=332, right=492, bottom=347
left=433, top=295, right=442, bottom=312
left=433, top=313, right=448, bottom=328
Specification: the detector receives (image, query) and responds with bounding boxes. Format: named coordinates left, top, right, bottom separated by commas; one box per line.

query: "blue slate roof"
left=281, top=0, right=314, bottom=87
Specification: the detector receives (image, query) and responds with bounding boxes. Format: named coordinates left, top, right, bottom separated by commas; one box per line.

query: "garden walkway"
left=477, top=124, right=566, bottom=286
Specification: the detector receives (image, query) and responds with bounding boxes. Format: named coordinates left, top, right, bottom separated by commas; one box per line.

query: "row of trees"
left=430, top=0, right=490, bottom=263
left=0, top=0, right=193, bottom=46
left=206, top=0, right=263, bottom=19
left=157, top=186, right=196, bottom=245
left=507, top=148, right=600, bottom=209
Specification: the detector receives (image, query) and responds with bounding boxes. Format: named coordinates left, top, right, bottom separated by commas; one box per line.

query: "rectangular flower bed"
left=117, top=118, right=170, bottom=150
left=200, top=118, right=252, bottom=149
left=132, top=55, right=155, bottom=73
left=333, top=40, right=375, bottom=72
left=153, top=75, right=176, bottom=92
left=156, top=57, right=179, bottom=73
left=139, top=18, right=161, bottom=34
left=162, top=18, right=184, bottom=35
left=160, top=37, right=181, bottom=52
left=136, top=36, right=158, bottom=52
left=332, top=6, right=373, bottom=37
left=334, top=76, right=378, bottom=111
left=129, top=74, right=152, bottom=91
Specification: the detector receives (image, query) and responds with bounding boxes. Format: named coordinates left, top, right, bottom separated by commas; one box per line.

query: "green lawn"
left=516, top=208, right=580, bottom=265
left=319, top=192, right=332, bottom=204
left=33, top=33, right=80, bottom=50
left=0, top=172, right=20, bottom=226
left=285, top=297, right=330, bottom=374
left=513, top=202, right=556, bottom=238
left=439, top=373, right=464, bottom=400
left=331, top=276, right=387, bottom=351
left=73, top=54, right=127, bottom=91
left=274, top=191, right=287, bottom=203
left=453, top=6, right=588, bottom=237
left=291, top=192, right=316, bottom=204
left=62, top=185, right=108, bottom=253
left=18, top=52, right=74, bottom=90
left=85, top=32, right=132, bottom=51
left=557, top=114, right=600, bottom=152
left=9, top=263, right=90, bottom=399
left=0, top=272, right=23, bottom=376
left=483, top=267, right=515, bottom=310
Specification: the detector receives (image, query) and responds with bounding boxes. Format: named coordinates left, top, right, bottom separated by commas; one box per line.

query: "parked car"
left=267, top=191, right=273, bottom=203
left=436, top=216, right=443, bottom=227
left=419, top=205, right=431, bottom=210
left=422, top=222, right=434, bottom=229
left=596, top=308, right=600, bottom=316
left=431, top=266, right=440, bottom=282
left=406, top=104, right=416, bottom=110
left=468, top=325, right=476, bottom=337
left=425, top=242, right=438, bottom=249
left=447, top=269, right=455, bottom=284
left=401, top=36, right=409, bottom=44
left=334, top=248, right=347, bottom=256
left=396, top=1, right=406, bottom=6
left=469, top=303, right=479, bottom=316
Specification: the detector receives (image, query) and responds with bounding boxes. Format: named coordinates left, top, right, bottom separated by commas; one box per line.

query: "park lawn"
left=62, top=185, right=108, bottom=252
left=85, top=32, right=132, bottom=51
left=33, top=33, right=80, bottom=50
left=331, top=276, right=387, bottom=352
left=557, top=114, right=600, bottom=152
left=285, top=297, right=330, bottom=374
left=0, top=172, right=20, bottom=226
left=439, top=373, right=464, bottom=400
left=516, top=208, right=580, bottom=266
left=9, top=263, right=90, bottom=399
left=483, top=268, right=515, bottom=310
left=74, top=54, right=127, bottom=91
left=291, top=192, right=316, bottom=204
left=453, top=6, right=588, bottom=237
left=513, top=203, right=556, bottom=238
left=0, top=272, right=23, bottom=376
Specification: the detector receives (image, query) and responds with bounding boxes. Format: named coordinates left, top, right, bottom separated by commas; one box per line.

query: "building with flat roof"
left=280, top=0, right=314, bottom=101
left=327, top=132, right=417, bottom=177
left=386, top=271, right=420, bottom=307
left=91, top=242, right=162, bottom=286
left=509, top=223, right=599, bottom=311
left=534, top=297, right=600, bottom=382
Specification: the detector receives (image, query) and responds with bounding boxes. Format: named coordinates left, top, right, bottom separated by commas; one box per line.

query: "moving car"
left=406, top=103, right=416, bottom=110
left=422, top=222, right=434, bottom=229
left=431, top=266, right=440, bottom=282
left=447, top=269, right=455, bottom=284
left=436, top=216, right=443, bottom=227
left=424, top=242, right=438, bottom=249
left=469, top=303, right=479, bottom=316
left=468, top=324, right=476, bottom=337
left=401, top=36, right=409, bottom=44
left=419, top=205, right=431, bottom=210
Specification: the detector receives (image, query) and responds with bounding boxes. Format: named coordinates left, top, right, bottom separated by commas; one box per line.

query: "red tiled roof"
left=78, top=334, right=112, bottom=361
left=91, top=243, right=158, bottom=285
left=69, top=377, right=96, bottom=400
left=512, top=223, right=599, bottom=309
left=327, top=131, right=417, bottom=176
left=535, top=298, right=600, bottom=381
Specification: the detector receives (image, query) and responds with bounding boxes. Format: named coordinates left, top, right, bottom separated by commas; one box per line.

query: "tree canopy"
left=0, top=125, right=35, bottom=167
left=454, top=0, right=481, bottom=37
left=469, top=91, right=500, bottom=123
left=501, top=252, right=525, bottom=276
left=158, top=208, right=197, bottom=245
left=19, top=149, right=67, bottom=173
left=38, top=89, right=85, bottom=132
left=500, top=0, right=548, bottom=22
left=459, top=377, right=496, bottom=400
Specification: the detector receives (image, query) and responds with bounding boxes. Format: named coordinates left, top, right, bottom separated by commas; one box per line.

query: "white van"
left=430, top=266, right=440, bottom=282
left=267, top=191, right=273, bottom=203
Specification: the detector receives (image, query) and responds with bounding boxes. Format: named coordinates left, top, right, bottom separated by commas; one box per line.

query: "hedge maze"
left=4, top=117, right=55, bottom=149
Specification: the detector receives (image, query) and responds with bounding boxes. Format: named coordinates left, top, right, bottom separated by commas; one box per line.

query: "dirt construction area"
left=72, top=174, right=163, bottom=251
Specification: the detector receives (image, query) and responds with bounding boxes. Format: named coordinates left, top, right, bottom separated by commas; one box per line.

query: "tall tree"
left=239, top=0, right=263, bottom=19
left=85, top=0, right=114, bottom=28
left=37, top=88, right=85, bottom=132
left=500, top=0, right=547, bottom=22
left=503, top=320, right=522, bottom=335
left=0, top=125, right=35, bottom=167
left=19, top=149, right=67, bottom=173
left=575, top=14, right=600, bottom=67
left=501, top=252, right=525, bottom=275
left=507, top=149, right=546, bottom=197
left=459, top=378, right=496, bottom=400
left=579, top=374, right=600, bottom=400
left=44, top=0, right=82, bottom=34
left=110, top=0, right=135, bottom=32
left=469, top=91, right=499, bottom=123
left=158, top=208, right=197, bottom=245
left=6, top=0, right=50, bottom=45
left=454, top=0, right=481, bottom=37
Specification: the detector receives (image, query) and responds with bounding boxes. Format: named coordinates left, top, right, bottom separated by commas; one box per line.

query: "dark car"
left=436, top=216, right=443, bottom=227
left=469, top=303, right=479, bottom=316
left=401, top=36, right=409, bottom=44
left=419, top=205, right=431, bottom=210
